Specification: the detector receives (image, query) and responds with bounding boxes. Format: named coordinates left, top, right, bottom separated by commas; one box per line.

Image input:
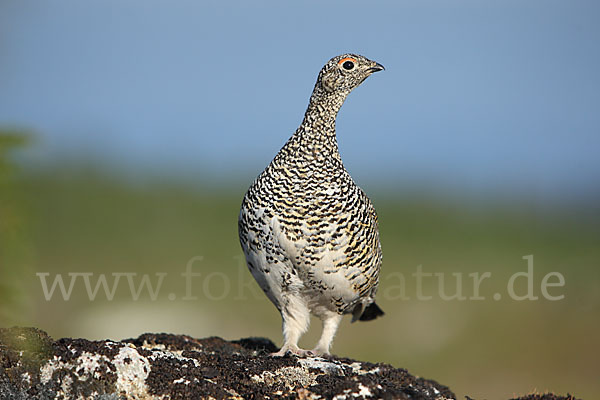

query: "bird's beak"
left=366, top=62, right=385, bottom=74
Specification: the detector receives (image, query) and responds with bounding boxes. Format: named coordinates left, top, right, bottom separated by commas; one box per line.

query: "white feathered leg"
left=272, top=294, right=312, bottom=357
left=312, top=312, right=343, bottom=356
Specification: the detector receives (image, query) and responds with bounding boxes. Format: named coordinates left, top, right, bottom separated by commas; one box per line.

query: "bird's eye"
left=338, top=57, right=356, bottom=71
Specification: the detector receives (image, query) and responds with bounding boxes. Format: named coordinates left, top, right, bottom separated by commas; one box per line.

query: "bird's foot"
left=271, top=346, right=315, bottom=358
left=309, top=347, right=333, bottom=358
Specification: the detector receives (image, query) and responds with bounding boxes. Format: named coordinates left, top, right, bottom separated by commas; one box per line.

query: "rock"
left=506, top=396, right=580, bottom=400
left=0, top=327, right=578, bottom=400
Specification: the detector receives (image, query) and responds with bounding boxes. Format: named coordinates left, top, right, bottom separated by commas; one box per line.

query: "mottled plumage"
left=238, top=54, right=385, bottom=356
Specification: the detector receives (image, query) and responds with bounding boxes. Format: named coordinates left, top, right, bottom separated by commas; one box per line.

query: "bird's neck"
left=292, top=88, right=349, bottom=161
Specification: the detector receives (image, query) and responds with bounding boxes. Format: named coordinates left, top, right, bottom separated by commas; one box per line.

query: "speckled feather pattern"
left=238, top=54, right=384, bottom=355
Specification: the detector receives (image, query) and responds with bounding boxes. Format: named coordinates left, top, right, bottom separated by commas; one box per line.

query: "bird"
left=238, top=54, right=385, bottom=357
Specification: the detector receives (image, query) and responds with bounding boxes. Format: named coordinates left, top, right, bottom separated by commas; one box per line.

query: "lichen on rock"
left=0, top=327, right=579, bottom=400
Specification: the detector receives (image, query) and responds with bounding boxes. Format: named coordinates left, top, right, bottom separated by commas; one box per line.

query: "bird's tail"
left=351, top=302, right=385, bottom=323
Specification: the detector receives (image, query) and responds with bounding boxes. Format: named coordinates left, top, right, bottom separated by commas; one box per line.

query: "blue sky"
left=1, top=0, right=599, bottom=202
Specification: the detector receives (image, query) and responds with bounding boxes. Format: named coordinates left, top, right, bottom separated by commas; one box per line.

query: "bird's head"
left=317, top=54, right=384, bottom=95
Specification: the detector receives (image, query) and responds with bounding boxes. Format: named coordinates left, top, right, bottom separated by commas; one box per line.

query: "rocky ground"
left=0, top=327, right=579, bottom=400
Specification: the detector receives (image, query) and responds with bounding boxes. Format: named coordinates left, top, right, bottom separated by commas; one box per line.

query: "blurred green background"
left=1, top=1, right=600, bottom=399
left=1, top=134, right=598, bottom=398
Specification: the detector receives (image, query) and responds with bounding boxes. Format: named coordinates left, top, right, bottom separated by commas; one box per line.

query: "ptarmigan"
left=238, top=54, right=385, bottom=357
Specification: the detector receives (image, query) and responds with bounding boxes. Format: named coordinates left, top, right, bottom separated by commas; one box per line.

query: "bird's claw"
left=271, top=347, right=316, bottom=358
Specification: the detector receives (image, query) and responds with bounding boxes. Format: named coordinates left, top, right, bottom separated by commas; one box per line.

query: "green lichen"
left=0, top=327, right=54, bottom=374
